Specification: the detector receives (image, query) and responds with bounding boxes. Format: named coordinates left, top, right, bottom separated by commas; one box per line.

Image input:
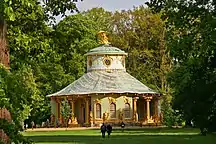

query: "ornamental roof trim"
left=85, top=45, right=127, bottom=56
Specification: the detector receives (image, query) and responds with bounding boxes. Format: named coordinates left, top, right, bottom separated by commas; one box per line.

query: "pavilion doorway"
left=83, top=107, right=86, bottom=124
left=136, top=97, right=156, bottom=123
left=137, top=98, right=146, bottom=121
left=80, top=103, right=85, bottom=125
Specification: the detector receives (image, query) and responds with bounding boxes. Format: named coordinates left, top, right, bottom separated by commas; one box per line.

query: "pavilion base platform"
left=69, top=122, right=162, bottom=127
left=68, top=124, right=81, bottom=128
left=77, top=121, right=162, bottom=127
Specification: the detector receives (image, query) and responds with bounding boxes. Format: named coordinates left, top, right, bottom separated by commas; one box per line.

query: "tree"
left=52, top=13, right=101, bottom=75
left=0, top=65, right=34, bottom=143
left=42, top=0, right=83, bottom=24
left=83, top=7, right=113, bottom=32
left=109, top=6, right=171, bottom=92
left=147, top=0, right=216, bottom=133
left=0, top=19, right=9, bottom=67
left=0, top=0, right=82, bottom=143
left=3, top=0, right=82, bottom=119
left=106, top=6, right=172, bottom=125
left=60, top=99, right=71, bottom=127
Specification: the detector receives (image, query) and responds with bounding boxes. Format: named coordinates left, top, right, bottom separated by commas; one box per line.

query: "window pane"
left=125, top=103, right=130, bottom=110
left=110, top=103, right=116, bottom=118
left=124, top=103, right=130, bottom=118
left=96, top=104, right=101, bottom=118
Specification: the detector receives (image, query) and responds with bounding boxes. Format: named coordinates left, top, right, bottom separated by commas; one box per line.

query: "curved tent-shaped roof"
left=47, top=71, right=158, bottom=97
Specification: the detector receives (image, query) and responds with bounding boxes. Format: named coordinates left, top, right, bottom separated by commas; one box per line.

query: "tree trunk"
left=0, top=17, right=11, bottom=144
left=0, top=18, right=9, bottom=67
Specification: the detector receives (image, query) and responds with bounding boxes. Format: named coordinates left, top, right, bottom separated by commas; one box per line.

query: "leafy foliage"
left=43, top=0, right=82, bottom=18
left=0, top=65, right=33, bottom=143
left=147, top=0, right=216, bottom=132
left=1, top=3, right=176, bottom=144
left=60, top=99, right=71, bottom=127
left=53, top=13, right=100, bottom=76
left=83, top=8, right=113, bottom=32
left=0, top=0, right=81, bottom=143
left=108, top=6, right=171, bottom=92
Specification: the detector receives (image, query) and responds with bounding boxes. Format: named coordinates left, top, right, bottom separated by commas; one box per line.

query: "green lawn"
left=23, top=128, right=216, bottom=144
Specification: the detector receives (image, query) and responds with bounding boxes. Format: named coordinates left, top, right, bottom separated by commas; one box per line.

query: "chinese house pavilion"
left=48, top=31, right=162, bottom=127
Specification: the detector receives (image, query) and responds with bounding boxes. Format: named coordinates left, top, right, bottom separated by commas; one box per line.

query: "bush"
left=161, top=97, right=183, bottom=127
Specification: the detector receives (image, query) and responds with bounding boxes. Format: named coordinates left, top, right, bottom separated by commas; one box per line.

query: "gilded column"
left=58, top=99, right=63, bottom=124
left=133, top=97, right=138, bottom=122
left=85, top=98, right=89, bottom=124
left=93, top=102, right=96, bottom=121
left=145, top=97, right=152, bottom=122
left=147, top=99, right=150, bottom=120
left=70, top=100, right=75, bottom=115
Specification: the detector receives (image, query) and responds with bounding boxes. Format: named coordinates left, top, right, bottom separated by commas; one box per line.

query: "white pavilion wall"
left=91, top=95, right=133, bottom=123
left=87, top=55, right=126, bottom=71
left=50, top=99, right=57, bottom=116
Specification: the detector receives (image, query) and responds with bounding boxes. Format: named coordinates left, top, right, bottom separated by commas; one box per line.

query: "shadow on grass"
left=26, top=134, right=216, bottom=144
left=112, top=128, right=200, bottom=133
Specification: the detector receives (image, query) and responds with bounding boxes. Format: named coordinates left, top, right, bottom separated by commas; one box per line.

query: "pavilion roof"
left=47, top=71, right=158, bottom=97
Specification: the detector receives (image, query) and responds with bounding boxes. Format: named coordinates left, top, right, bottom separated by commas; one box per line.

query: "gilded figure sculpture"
left=135, top=113, right=138, bottom=122
left=119, top=109, right=124, bottom=121
left=68, top=112, right=78, bottom=125
left=103, top=111, right=109, bottom=122
left=68, top=118, right=72, bottom=125
left=97, top=31, right=110, bottom=45
left=108, top=97, right=116, bottom=104
left=95, top=98, right=101, bottom=104
left=123, top=96, right=129, bottom=103
left=90, top=111, right=93, bottom=121
left=134, top=112, right=138, bottom=122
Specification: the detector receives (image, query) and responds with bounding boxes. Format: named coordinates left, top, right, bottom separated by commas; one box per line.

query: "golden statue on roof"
left=97, top=31, right=110, bottom=45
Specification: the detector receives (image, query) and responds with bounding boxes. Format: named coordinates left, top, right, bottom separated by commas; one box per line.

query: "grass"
left=23, top=128, right=216, bottom=144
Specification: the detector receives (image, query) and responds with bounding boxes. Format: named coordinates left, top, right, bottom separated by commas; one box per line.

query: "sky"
left=76, top=0, right=148, bottom=12
left=56, top=0, right=148, bottom=23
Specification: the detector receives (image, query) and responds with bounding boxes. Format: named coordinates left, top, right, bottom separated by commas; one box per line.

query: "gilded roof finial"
left=97, top=31, right=110, bottom=45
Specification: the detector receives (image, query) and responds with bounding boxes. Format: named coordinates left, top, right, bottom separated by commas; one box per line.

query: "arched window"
left=124, top=103, right=130, bottom=118
left=96, top=103, right=101, bottom=118
left=110, top=103, right=116, bottom=118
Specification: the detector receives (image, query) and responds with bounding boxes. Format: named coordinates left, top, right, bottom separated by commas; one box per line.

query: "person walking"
left=120, top=121, right=125, bottom=132
left=31, top=121, right=35, bottom=130
left=26, top=123, right=28, bottom=130
left=100, top=123, right=107, bottom=138
left=106, top=124, right=112, bottom=138
left=46, top=119, right=50, bottom=128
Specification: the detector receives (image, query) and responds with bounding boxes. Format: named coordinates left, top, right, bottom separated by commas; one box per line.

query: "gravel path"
left=26, top=126, right=167, bottom=132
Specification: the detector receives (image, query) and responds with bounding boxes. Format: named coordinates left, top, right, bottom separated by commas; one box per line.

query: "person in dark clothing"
left=120, top=121, right=125, bottom=132
left=106, top=124, right=112, bottom=138
left=100, top=123, right=107, bottom=138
